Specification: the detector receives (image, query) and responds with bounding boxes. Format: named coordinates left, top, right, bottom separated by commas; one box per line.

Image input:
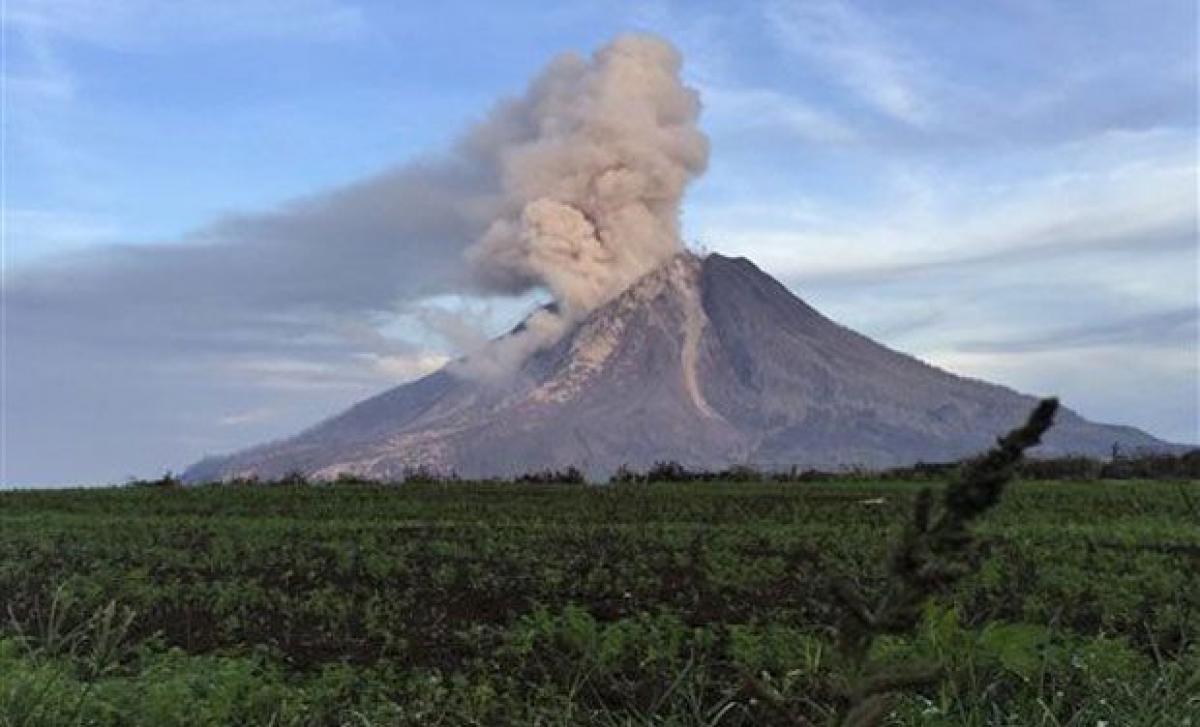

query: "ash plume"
left=11, top=33, right=706, bottom=381
left=6, top=33, right=707, bottom=481
left=461, top=34, right=709, bottom=370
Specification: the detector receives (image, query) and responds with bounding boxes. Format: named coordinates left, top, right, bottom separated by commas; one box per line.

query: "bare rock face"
left=185, top=253, right=1174, bottom=481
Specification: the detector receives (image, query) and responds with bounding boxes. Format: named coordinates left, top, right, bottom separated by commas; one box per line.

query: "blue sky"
left=4, top=0, right=1198, bottom=485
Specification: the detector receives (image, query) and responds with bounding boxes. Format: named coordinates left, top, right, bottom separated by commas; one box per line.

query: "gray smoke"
left=5, top=33, right=707, bottom=482
left=11, top=33, right=707, bottom=374
left=460, top=34, right=709, bottom=370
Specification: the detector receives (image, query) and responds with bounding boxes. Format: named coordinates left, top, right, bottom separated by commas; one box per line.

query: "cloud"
left=758, top=0, right=1196, bottom=149
left=923, top=346, right=1199, bottom=446
left=217, top=358, right=374, bottom=392
left=412, top=304, right=494, bottom=358
left=1, top=68, right=481, bottom=487
left=957, top=307, right=1198, bottom=355
left=709, top=130, right=1197, bottom=284
left=4, top=209, right=121, bottom=262
left=7, top=0, right=367, bottom=49
left=357, top=352, right=451, bottom=382
left=4, top=140, right=490, bottom=470
left=765, top=0, right=930, bottom=126
left=3, top=25, right=76, bottom=102
left=219, top=407, right=276, bottom=427
left=700, top=86, right=858, bottom=144
left=7, top=151, right=493, bottom=368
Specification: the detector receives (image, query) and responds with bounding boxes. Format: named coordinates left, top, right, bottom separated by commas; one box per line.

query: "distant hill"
left=186, top=253, right=1177, bottom=481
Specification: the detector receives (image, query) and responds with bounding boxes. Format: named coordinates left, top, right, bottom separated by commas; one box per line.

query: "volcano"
left=186, top=253, right=1173, bottom=481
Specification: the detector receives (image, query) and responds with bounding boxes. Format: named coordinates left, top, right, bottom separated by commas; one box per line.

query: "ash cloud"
left=14, top=33, right=706, bottom=342
left=463, top=34, right=709, bottom=365
left=4, top=33, right=707, bottom=484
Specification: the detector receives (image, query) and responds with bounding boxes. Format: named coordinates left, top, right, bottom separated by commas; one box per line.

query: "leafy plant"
left=750, top=398, right=1060, bottom=725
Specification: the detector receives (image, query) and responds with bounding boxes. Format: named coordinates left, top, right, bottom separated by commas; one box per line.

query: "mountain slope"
left=186, top=253, right=1174, bottom=480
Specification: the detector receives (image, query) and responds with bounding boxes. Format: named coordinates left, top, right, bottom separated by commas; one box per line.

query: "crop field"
left=1, top=480, right=1197, bottom=725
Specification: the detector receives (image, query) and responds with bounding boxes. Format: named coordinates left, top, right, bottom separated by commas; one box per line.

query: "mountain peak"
left=186, top=253, right=1177, bottom=481
left=597, top=250, right=703, bottom=315
left=524, top=250, right=716, bottom=417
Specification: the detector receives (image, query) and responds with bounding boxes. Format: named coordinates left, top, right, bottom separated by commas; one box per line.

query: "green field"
left=1, top=480, right=1197, bottom=725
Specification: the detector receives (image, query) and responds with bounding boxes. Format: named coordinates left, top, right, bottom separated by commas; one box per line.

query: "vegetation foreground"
left=1, top=478, right=1197, bottom=725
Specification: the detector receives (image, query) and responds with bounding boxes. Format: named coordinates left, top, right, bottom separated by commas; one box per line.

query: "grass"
left=0, top=476, right=1197, bottom=725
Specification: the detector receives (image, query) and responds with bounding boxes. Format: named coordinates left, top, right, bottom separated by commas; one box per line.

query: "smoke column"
left=459, top=33, right=709, bottom=375
left=11, top=34, right=709, bottom=397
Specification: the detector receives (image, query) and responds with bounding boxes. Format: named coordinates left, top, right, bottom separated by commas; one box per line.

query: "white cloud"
left=765, top=0, right=931, bottom=126
left=3, top=26, right=75, bottom=102
left=357, top=352, right=450, bottom=382
left=219, top=358, right=366, bottom=391
left=219, top=407, right=276, bottom=426
left=707, top=131, right=1197, bottom=282
left=4, top=209, right=122, bottom=261
left=701, top=85, right=859, bottom=144
left=209, top=347, right=450, bottom=394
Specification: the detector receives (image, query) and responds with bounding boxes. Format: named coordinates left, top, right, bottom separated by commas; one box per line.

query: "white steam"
left=457, top=33, right=709, bottom=377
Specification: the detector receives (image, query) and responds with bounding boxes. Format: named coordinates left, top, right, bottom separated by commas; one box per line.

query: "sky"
left=3, top=0, right=1197, bottom=486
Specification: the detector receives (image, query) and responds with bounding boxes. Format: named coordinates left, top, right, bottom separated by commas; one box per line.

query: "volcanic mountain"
left=186, top=253, right=1173, bottom=481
